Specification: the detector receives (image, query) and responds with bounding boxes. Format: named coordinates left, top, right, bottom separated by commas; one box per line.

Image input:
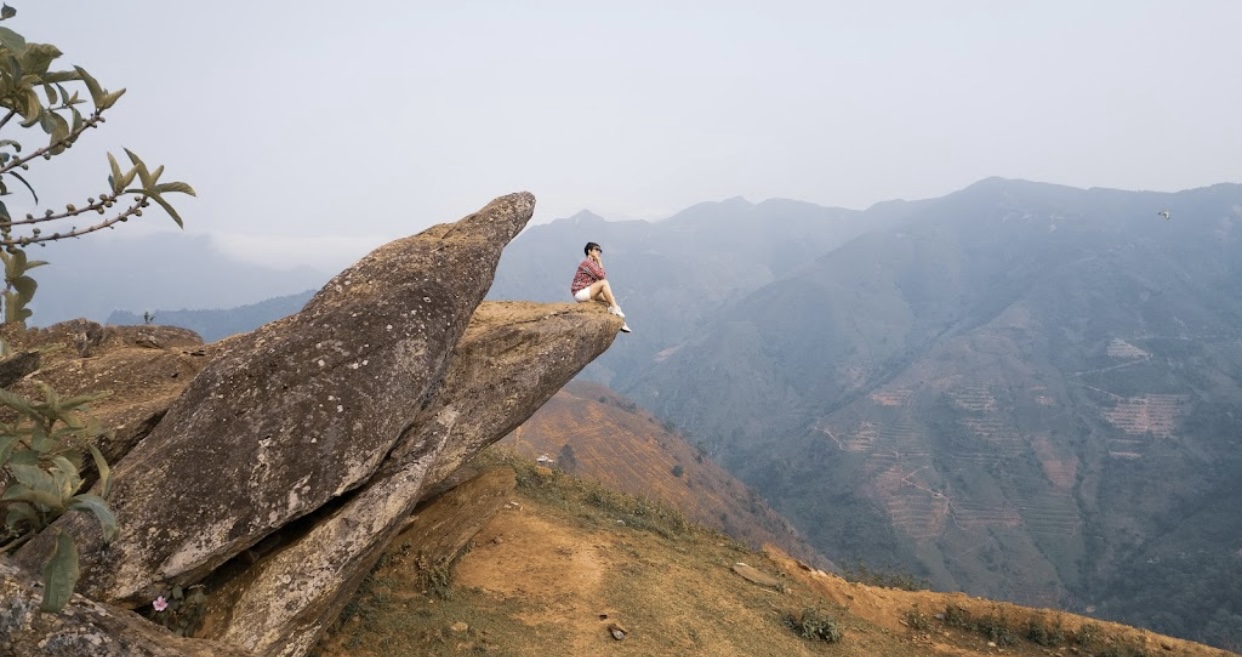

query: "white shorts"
left=573, top=287, right=592, bottom=302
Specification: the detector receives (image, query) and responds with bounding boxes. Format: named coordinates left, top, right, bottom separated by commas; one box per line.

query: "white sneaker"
left=608, top=305, right=626, bottom=319
left=619, top=322, right=632, bottom=333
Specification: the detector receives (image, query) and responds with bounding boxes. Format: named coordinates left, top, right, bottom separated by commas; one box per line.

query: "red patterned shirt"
left=571, top=258, right=606, bottom=294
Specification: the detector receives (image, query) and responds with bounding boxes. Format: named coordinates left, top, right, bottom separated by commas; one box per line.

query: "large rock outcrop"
left=197, top=301, right=617, bottom=656
left=15, top=193, right=537, bottom=605
left=3, top=191, right=624, bottom=656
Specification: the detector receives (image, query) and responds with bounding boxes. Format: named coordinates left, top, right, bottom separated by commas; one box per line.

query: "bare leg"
left=588, top=279, right=618, bottom=307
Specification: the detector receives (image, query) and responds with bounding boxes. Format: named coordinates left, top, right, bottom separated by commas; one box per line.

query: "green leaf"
left=11, top=273, right=36, bottom=303
left=6, top=448, right=38, bottom=467
left=72, top=66, right=104, bottom=107
left=98, top=88, right=125, bottom=111
left=40, top=530, right=80, bottom=612
left=148, top=164, right=164, bottom=186
left=18, top=88, right=41, bottom=127
left=123, top=148, right=151, bottom=188
left=0, top=25, right=25, bottom=53
left=106, top=152, right=124, bottom=195
left=154, top=181, right=197, bottom=197
left=0, top=431, right=18, bottom=466
left=9, top=244, right=26, bottom=269
left=41, top=70, right=79, bottom=84
left=29, top=421, right=55, bottom=454
left=87, top=443, right=111, bottom=498
left=69, top=493, right=117, bottom=541
left=1, top=482, right=63, bottom=510
left=5, top=501, right=38, bottom=532
left=46, top=111, right=70, bottom=144
left=0, top=199, right=8, bottom=222
left=8, top=461, right=54, bottom=491
left=50, top=454, right=83, bottom=497
left=145, top=192, right=185, bottom=229
left=1, top=5, right=17, bottom=20
left=0, top=386, right=36, bottom=415
left=19, top=43, right=61, bottom=76
left=8, top=170, right=39, bottom=204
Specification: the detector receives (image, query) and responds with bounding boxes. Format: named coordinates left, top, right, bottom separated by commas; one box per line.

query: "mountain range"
left=488, top=179, right=1242, bottom=650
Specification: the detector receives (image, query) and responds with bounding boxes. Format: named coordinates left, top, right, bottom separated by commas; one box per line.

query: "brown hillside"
left=497, top=380, right=830, bottom=569
left=315, top=455, right=1234, bottom=657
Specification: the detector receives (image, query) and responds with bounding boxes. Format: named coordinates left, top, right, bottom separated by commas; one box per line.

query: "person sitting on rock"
left=571, top=241, right=631, bottom=333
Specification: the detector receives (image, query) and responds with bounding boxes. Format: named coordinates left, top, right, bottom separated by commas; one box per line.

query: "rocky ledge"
left=1, top=193, right=624, bottom=657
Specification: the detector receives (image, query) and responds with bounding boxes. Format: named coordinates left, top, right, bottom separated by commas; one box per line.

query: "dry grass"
left=312, top=452, right=1236, bottom=657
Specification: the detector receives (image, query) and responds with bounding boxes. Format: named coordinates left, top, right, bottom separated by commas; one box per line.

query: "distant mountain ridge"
left=107, top=289, right=314, bottom=342
left=28, top=232, right=331, bottom=327
left=606, top=179, right=1242, bottom=649
left=487, top=194, right=918, bottom=384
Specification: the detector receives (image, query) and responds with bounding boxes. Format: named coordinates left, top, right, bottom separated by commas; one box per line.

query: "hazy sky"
left=16, top=1, right=1242, bottom=270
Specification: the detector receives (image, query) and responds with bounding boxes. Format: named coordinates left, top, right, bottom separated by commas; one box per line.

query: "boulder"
left=14, top=192, right=536, bottom=606
left=0, top=323, right=212, bottom=468
left=0, top=559, right=253, bottom=657
left=196, top=301, right=620, bottom=656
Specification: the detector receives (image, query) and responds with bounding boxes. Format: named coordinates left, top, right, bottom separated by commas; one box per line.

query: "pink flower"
left=152, top=596, right=168, bottom=612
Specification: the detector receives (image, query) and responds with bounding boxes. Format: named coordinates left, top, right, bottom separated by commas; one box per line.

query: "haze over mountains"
left=487, top=179, right=1242, bottom=650
left=93, top=178, right=1242, bottom=650
left=28, top=233, right=331, bottom=327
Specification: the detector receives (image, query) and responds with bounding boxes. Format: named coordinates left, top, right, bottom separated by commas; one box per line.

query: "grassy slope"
left=313, top=453, right=1234, bottom=657
left=498, top=380, right=829, bottom=569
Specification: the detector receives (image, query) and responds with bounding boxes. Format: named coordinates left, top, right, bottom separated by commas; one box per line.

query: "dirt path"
left=455, top=508, right=619, bottom=655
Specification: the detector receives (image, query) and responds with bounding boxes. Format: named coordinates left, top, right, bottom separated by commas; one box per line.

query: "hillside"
left=621, top=179, right=1242, bottom=649
left=313, top=453, right=1234, bottom=657
left=495, top=380, right=828, bottom=569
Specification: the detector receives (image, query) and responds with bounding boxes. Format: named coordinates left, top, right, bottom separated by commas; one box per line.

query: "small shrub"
left=413, top=552, right=455, bottom=600
left=0, top=381, right=116, bottom=612
left=843, top=560, right=929, bottom=591
left=1076, top=621, right=1102, bottom=646
left=975, top=609, right=1017, bottom=646
left=421, top=565, right=453, bottom=600
left=904, top=606, right=932, bottom=631
left=942, top=604, right=972, bottom=628
left=1026, top=614, right=1067, bottom=646
left=785, top=608, right=842, bottom=643
left=671, top=464, right=684, bottom=478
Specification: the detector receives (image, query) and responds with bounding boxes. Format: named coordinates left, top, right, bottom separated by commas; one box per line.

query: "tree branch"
left=0, top=108, right=105, bottom=175
left=0, top=196, right=147, bottom=247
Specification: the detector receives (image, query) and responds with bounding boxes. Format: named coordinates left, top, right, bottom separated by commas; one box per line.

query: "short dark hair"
left=584, top=242, right=601, bottom=256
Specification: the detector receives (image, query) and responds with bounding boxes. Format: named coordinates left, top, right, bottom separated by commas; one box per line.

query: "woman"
left=571, top=241, right=631, bottom=333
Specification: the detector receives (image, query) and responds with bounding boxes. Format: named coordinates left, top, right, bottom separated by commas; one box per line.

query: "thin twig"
left=0, top=109, right=105, bottom=175
left=0, top=196, right=146, bottom=246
